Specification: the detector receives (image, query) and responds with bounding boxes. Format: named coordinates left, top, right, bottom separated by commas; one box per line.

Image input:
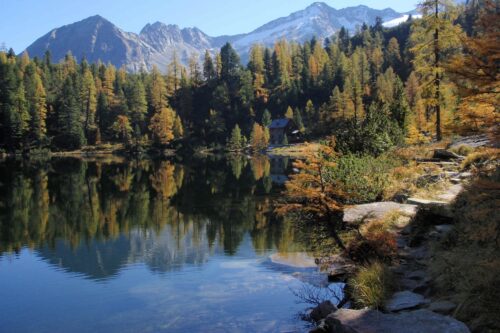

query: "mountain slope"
left=26, top=15, right=159, bottom=71
left=24, top=2, right=414, bottom=71
left=231, top=3, right=403, bottom=56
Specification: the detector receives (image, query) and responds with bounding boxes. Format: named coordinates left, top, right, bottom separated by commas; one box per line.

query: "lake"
left=0, top=156, right=339, bottom=333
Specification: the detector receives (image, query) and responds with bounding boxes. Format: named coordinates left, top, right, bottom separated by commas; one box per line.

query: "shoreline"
left=306, top=139, right=498, bottom=333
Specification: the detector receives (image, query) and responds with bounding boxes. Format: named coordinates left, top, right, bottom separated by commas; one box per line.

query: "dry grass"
left=268, top=142, right=322, bottom=158
left=449, top=144, right=474, bottom=156
left=461, top=147, right=500, bottom=171
left=349, top=261, right=395, bottom=309
left=429, top=166, right=500, bottom=332
left=383, top=160, right=446, bottom=200
left=393, top=140, right=451, bottom=161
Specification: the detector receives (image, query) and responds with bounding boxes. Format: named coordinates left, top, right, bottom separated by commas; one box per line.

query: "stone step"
left=328, top=308, right=470, bottom=333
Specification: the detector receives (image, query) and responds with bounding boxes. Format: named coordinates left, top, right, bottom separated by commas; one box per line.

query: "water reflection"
left=0, top=156, right=300, bottom=280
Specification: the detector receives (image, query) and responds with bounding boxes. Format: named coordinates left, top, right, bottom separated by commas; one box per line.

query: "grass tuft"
left=349, top=261, right=394, bottom=309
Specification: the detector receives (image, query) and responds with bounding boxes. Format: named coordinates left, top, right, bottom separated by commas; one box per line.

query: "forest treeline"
left=0, top=0, right=496, bottom=153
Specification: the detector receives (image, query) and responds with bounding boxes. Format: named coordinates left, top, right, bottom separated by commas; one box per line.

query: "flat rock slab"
left=449, top=134, right=491, bottom=149
left=385, top=291, right=429, bottom=312
left=407, top=198, right=449, bottom=206
left=343, top=202, right=418, bottom=224
left=429, top=300, right=457, bottom=315
left=436, top=184, right=463, bottom=202
left=330, top=309, right=470, bottom=333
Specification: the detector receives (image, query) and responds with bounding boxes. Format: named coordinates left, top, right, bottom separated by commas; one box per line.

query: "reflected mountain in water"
left=0, top=155, right=306, bottom=280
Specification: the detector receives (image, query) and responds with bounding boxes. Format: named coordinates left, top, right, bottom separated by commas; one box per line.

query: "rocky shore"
left=307, top=137, right=494, bottom=333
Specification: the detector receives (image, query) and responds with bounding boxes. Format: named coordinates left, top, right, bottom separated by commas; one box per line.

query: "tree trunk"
left=434, top=0, right=442, bottom=141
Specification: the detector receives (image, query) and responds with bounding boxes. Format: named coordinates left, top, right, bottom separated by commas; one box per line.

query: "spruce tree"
left=261, top=109, right=272, bottom=128
left=227, top=124, right=243, bottom=151
left=57, top=75, right=85, bottom=149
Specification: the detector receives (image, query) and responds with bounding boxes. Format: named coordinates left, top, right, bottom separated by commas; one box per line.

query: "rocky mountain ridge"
left=25, top=2, right=412, bottom=71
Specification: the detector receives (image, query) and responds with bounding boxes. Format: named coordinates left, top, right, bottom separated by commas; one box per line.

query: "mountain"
left=231, top=3, right=403, bottom=56
left=24, top=2, right=413, bottom=71
left=25, top=15, right=160, bottom=72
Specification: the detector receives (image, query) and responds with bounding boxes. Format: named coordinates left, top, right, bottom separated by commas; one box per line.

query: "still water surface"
left=0, top=156, right=335, bottom=333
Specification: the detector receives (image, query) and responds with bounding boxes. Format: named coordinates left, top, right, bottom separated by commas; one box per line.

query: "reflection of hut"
left=268, top=119, right=301, bottom=145
left=270, top=157, right=289, bottom=184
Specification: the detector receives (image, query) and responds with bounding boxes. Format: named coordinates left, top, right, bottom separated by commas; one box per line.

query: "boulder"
left=343, top=202, right=418, bottom=224
left=407, top=270, right=427, bottom=281
left=327, top=265, right=356, bottom=282
left=433, top=149, right=462, bottom=160
left=310, top=300, right=337, bottom=322
left=385, top=291, right=430, bottom=312
left=406, top=198, right=454, bottom=218
left=330, top=308, right=470, bottom=333
left=311, top=317, right=359, bottom=333
left=435, top=224, right=454, bottom=235
left=429, top=300, right=457, bottom=315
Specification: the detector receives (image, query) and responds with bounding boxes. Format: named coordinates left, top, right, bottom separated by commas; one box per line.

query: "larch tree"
left=24, top=63, right=47, bottom=143
left=447, top=0, right=499, bottom=134
left=149, top=107, right=176, bottom=145
left=80, top=68, right=97, bottom=139
left=275, top=143, right=346, bottom=250
left=111, top=115, right=133, bottom=144
left=250, top=123, right=268, bottom=151
left=410, top=0, right=463, bottom=141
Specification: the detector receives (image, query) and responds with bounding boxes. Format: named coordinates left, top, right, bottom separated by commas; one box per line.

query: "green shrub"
left=326, top=153, right=401, bottom=204
left=349, top=261, right=394, bottom=309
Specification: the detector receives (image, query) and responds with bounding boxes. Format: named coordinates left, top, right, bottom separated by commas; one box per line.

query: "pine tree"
left=9, top=81, right=30, bottom=146
left=173, top=115, right=183, bottom=138
left=56, top=75, right=85, bottom=149
left=386, top=37, right=402, bottom=71
left=220, top=43, right=241, bottom=89
left=261, top=109, right=272, bottom=127
left=126, top=78, right=147, bottom=135
left=282, top=133, right=288, bottom=145
left=203, top=50, right=216, bottom=82
left=166, top=51, right=181, bottom=95
left=390, top=77, right=411, bottom=133
left=330, top=86, right=343, bottom=120
left=294, top=108, right=305, bottom=132
left=95, top=91, right=109, bottom=142
left=227, top=124, right=244, bottom=151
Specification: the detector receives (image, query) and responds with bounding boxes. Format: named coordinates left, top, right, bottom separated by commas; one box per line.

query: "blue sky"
left=0, top=0, right=418, bottom=52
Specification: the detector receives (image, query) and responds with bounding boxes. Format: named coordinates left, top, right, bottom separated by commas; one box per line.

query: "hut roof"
left=268, top=118, right=292, bottom=129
